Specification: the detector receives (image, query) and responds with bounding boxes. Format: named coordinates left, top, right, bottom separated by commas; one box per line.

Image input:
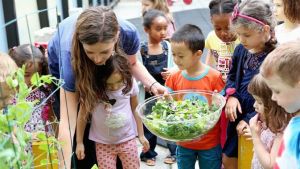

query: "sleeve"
left=225, top=44, right=242, bottom=99
left=130, top=78, right=139, bottom=96
left=119, top=21, right=140, bottom=56
left=47, top=32, right=60, bottom=80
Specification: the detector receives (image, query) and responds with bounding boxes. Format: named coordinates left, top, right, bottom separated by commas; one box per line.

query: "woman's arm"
left=128, top=54, right=168, bottom=95
left=130, top=95, right=149, bottom=152
left=75, top=106, right=88, bottom=160
left=58, top=88, right=79, bottom=169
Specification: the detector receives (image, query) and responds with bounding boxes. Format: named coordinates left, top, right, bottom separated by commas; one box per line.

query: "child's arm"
left=225, top=45, right=243, bottom=122
left=249, top=114, right=281, bottom=169
left=130, top=95, right=150, bottom=152
left=205, top=50, right=217, bottom=67
left=75, top=107, right=88, bottom=160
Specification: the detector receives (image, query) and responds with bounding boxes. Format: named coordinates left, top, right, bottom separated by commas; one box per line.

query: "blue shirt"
left=225, top=44, right=268, bottom=123
left=48, top=13, right=140, bottom=92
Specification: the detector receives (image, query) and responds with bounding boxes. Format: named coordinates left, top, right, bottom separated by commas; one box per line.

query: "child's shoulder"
left=206, top=66, right=222, bottom=77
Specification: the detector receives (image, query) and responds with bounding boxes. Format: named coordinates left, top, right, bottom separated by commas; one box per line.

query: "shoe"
left=141, top=157, right=156, bottom=166
left=164, top=155, right=176, bottom=164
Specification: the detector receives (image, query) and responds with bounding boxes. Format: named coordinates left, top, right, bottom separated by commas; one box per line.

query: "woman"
left=48, top=6, right=167, bottom=169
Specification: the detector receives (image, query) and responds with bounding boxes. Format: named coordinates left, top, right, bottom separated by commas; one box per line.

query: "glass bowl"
left=137, top=90, right=226, bottom=142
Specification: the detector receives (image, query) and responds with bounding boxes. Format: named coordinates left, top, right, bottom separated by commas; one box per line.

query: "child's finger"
left=237, top=102, right=242, bottom=114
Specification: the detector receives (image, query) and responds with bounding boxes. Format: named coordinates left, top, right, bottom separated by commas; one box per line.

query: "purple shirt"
left=89, top=79, right=139, bottom=144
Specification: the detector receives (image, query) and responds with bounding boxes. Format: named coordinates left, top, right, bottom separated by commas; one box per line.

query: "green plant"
left=0, top=66, right=62, bottom=168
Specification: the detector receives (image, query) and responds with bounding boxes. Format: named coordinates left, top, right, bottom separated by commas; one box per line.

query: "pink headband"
left=231, top=4, right=266, bottom=26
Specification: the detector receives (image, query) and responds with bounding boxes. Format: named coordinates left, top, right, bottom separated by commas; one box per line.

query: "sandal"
left=141, top=157, right=156, bottom=166
left=164, top=155, right=176, bottom=164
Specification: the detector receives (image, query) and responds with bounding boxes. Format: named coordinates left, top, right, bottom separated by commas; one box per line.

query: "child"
left=141, top=0, right=176, bottom=40
left=166, top=24, right=225, bottom=169
left=0, top=52, right=18, bottom=110
left=75, top=53, right=150, bottom=168
left=260, top=41, right=300, bottom=169
left=222, top=0, right=277, bottom=168
left=206, top=0, right=239, bottom=148
left=244, top=74, right=293, bottom=169
left=8, top=44, right=55, bottom=135
left=273, top=0, right=300, bottom=44
left=140, top=9, right=176, bottom=166
left=206, top=0, right=239, bottom=80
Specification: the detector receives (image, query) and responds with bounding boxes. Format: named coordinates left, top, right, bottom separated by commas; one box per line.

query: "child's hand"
left=225, top=96, right=242, bottom=122
left=161, top=67, right=177, bottom=80
left=236, top=120, right=248, bottom=136
left=249, top=114, right=262, bottom=139
left=138, top=135, right=150, bottom=153
left=75, top=143, right=85, bottom=160
left=242, top=125, right=252, bottom=140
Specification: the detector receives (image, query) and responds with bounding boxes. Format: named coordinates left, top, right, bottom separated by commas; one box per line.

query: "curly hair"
left=248, top=74, right=293, bottom=133
left=71, top=6, right=132, bottom=113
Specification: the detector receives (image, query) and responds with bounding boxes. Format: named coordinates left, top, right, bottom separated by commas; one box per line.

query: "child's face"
left=253, top=95, right=265, bottom=121
left=273, top=0, right=285, bottom=22
left=142, top=0, right=154, bottom=14
left=83, top=40, right=116, bottom=66
left=171, top=42, right=201, bottom=70
left=265, top=74, right=300, bottom=114
left=235, top=26, right=270, bottom=52
left=211, top=13, right=237, bottom=43
left=25, top=62, right=42, bottom=86
left=145, top=16, right=168, bottom=42
left=106, top=71, right=124, bottom=91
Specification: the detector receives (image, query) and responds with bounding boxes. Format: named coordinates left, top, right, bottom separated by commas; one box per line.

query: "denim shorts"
left=176, top=144, right=222, bottom=169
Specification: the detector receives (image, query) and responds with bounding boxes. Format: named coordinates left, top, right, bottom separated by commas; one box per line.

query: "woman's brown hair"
left=72, top=6, right=132, bottom=113
left=248, top=74, right=293, bottom=133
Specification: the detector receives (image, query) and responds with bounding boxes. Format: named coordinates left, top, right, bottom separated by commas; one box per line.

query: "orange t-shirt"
left=165, top=66, right=225, bottom=150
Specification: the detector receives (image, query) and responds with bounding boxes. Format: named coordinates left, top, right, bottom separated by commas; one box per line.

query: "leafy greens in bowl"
left=137, top=90, right=225, bottom=142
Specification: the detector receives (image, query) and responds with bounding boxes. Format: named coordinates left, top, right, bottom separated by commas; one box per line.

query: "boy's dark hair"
left=170, top=24, right=205, bottom=53
left=143, top=9, right=167, bottom=29
left=209, top=0, right=237, bottom=16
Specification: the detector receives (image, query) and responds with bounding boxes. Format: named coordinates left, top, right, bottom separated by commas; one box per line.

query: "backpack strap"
left=140, top=42, right=149, bottom=58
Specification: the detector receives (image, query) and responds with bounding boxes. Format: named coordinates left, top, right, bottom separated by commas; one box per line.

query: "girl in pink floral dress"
left=9, top=44, right=55, bottom=136
left=243, top=74, right=293, bottom=169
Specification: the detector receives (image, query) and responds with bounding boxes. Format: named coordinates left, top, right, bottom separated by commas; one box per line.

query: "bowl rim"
left=136, top=89, right=226, bottom=124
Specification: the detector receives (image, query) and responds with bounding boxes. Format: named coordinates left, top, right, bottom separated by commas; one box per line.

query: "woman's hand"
left=150, top=82, right=168, bottom=96
left=138, top=135, right=150, bottom=153
left=75, top=143, right=85, bottom=160
left=225, top=96, right=242, bottom=122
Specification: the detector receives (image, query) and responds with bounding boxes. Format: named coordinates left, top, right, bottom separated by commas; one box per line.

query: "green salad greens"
left=143, top=98, right=220, bottom=141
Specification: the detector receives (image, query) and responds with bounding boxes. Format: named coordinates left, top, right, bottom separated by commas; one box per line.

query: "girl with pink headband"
left=222, top=0, right=277, bottom=169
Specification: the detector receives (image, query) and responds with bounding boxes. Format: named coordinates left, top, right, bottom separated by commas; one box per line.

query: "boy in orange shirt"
left=166, top=24, right=225, bottom=169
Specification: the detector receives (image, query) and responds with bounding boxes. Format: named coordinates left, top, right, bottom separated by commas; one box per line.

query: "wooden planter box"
left=32, top=141, right=58, bottom=169
left=238, top=135, right=254, bottom=169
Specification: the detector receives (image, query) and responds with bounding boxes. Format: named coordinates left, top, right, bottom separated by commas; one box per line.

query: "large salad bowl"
left=137, top=90, right=226, bottom=142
